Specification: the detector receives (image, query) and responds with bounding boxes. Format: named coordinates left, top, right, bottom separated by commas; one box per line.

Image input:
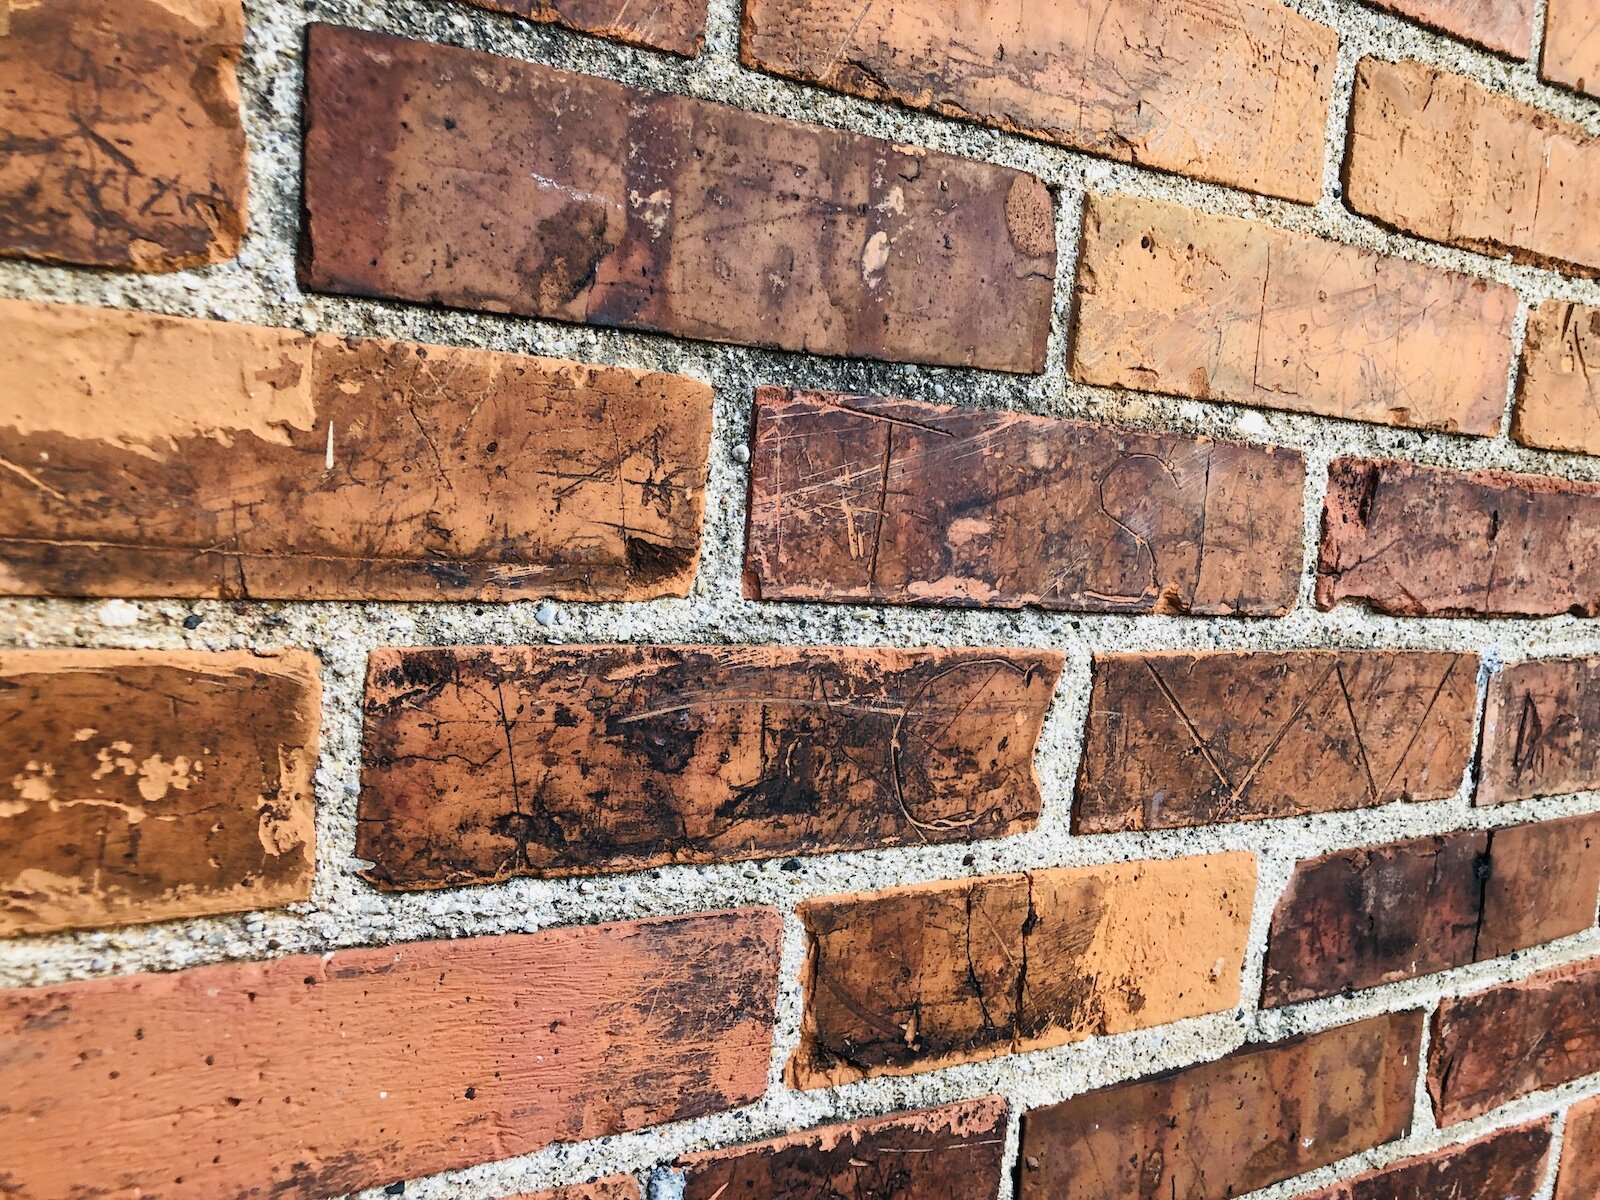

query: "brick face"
left=1076, top=651, right=1478, bottom=833
left=1478, top=815, right=1600, bottom=960
left=1071, top=193, right=1516, bottom=435
left=1361, top=0, right=1534, bottom=57
left=1515, top=301, right=1600, bottom=456
left=358, top=644, right=1062, bottom=887
left=463, top=0, right=706, bottom=55
left=301, top=25, right=1056, bottom=373
left=1318, top=457, right=1600, bottom=618
left=1296, top=1122, right=1553, bottom=1200
left=0, top=0, right=248, bottom=270
left=0, top=912, right=780, bottom=1200
left=792, top=854, right=1255, bottom=1087
left=1556, top=1094, right=1600, bottom=1200
left=0, top=299, right=711, bottom=602
left=1, top=650, right=319, bottom=937
left=1479, top=657, right=1600, bottom=803
left=1542, top=0, right=1600, bottom=98
left=745, top=388, right=1305, bottom=615
left=1345, top=59, right=1600, bottom=276
left=740, top=0, right=1336, bottom=203
left=1018, top=1014, right=1424, bottom=1200
left=1429, top=957, right=1600, bottom=1124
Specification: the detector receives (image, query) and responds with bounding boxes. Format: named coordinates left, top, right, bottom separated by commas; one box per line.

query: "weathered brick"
left=462, top=0, right=705, bottom=55
left=1296, top=1121, right=1552, bottom=1200
left=0, top=911, right=780, bottom=1200
left=1542, top=0, right=1600, bottom=98
left=301, top=25, right=1055, bottom=373
left=744, top=387, right=1305, bottom=615
left=672, top=1098, right=1007, bottom=1200
left=1515, top=301, right=1600, bottom=456
left=359, top=644, right=1062, bottom=888
left=740, top=0, right=1335, bottom=203
left=1345, top=59, right=1600, bottom=276
left=1361, top=0, right=1534, bottom=57
left=1, top=650, right=319, bottom=937
left=0, top=299, right=710, bottom=602
left=1018, top=1014, right=1424, bottom=1200
left=1072, top=194, right=1514, bottom=434
left=512, top=1178, right=640, bottom=1200
left=1262, top=818, right=1600, bottom=1006
left=1556, top=1094, right=1600, bottom=1200
left=1480, top=658, right=1600, bottom=803
left=1429, top=957, right=1600, bottom=1124
left=792, top=854, right=1255, bottom=1087
left=0, top=0, right=248, bottom=270
left=1318, top=457, right=1600, bottom=618
left=1076, top=651, right=1478, bottom=833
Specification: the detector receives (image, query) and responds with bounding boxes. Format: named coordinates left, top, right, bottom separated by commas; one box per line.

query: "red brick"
left=1480, top=657, right=1600, bottom=804
left=1, top=650, right=319, bottom=937
left=1318, top=457, right=1600, bottom=618
left=511, top=1178, right=640, bottom=1200
left=1429, top=957, right=1600, bottom=1124
left=1556, top=1094, right=1600, bottom=1200
left=1072, top=193, right=1515, bottom=435
left=301, top=25, right=1055, bottom=374
left=740, top=0, right=1335, bottom=203
left=1542, top=0, right=1600, bottom=98
left=792, top=854, right=1255, bottom=1087
left=0, top=911, right=779, bottom=1200
left=1076, top=651, right=1477, bottom=833
left=463, top=0, right=705, bottom=55
left=1515, top=301, right=1600, bottom=456
left=0, top=0, right=247, bottom=270
left=0, top=299, right=711, bottom=602
left=359, top=644, right=1062, bottom=888
left=1296, top=1121, right=1552, bottom=1200
left=1361, top=0, right=1534, bottom=57
left=1346, top=59, right=1600, bottom=276
left=1018, top=1014, right=1424, bottom=1200
left=1478, top=815, right=1600, bottom=960
left=672, top=1099, right=1007, bottom=1199
left=744, top=387, right=1305, bottom=616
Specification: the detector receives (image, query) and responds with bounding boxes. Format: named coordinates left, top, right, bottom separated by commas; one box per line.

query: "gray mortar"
left=4, top=0, right=1600, bottom=1196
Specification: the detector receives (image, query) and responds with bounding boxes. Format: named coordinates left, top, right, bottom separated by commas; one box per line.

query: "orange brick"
left=1515, top=301, right=1600, bottom=456
left=1542, top=0, right=1600, bottom=98
left=1556, top=1094, right=1600, bottom=1200
left=1362, top=0, right=1534, bottom=57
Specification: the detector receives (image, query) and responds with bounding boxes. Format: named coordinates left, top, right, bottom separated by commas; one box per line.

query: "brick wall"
left=3, top=0, right=1600, bottom=1198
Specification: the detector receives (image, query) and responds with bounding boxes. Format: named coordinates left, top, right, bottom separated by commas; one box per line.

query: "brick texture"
left=745, top=387, right=1305, bottom=615
left=1071, top=193, right=1516, bottom=435
left=0, top=299, right=711, bottom=602
left=1296, top=1121, right=1553, bottom=1200
left=512, top=1180, right=640, bottom=1200
left=301, top=25, right=1056, bottom=373
left=1261, top=817, right=1600, bottom=1006
left=0, top=911, right=780, bottom=1200
left=1318, top=457, right=1600, bottom=618
left=1018, top=1014, right=1424, bottom=1200
left=1515, top=301, right=1600, bottom=456
left=740, top=0, right=1336, bottom=203
left=1429, top=957, right=1600, bottom=1124
left=1361, top=0, right=1535, bottom=57
left=1076, top=651, right=1478, bottom=833
left=1, top=649, right=319, bottom=937
left=1543, top=0, right=1600, bottom=98
left=1479, top=657, right=1600, bottom=804
left=1556, top=1094, right=1600, bottom=1200
left=358, top=644, right=1062, bottom=887
left=1346, top=58, right=1600, bottom=276
left=672, top=1099, right=1007, bottom=1200
left=463, top=0, right=706, bottom=56
left=0, top=0, right=248, bottom=270
left=792, top=854, right=1255, bottom=1087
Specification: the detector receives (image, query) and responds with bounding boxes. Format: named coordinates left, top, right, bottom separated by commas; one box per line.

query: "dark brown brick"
left=744, top=388, right=1305, bottom=615
left=0, top=299, right=711, bottom=602
left=1018, top=1014, right=1424, bottom=1200
left=0, top=0, right=248, bottom=270
left=1479, top=657, right=1600, bottom=804
left=793, top=855, right=1255, bottom=1087
left=1361, top=0, right=1534, bottom=57
left=673, top=1099, right=1007, bottom=1200
left=462, top=0, right=706, bottom=56
left=1296, top=1121, right=1552, bottom=1200
left=301, top=25, right=1055, bottom=373
left=1, top=649, right=319, bottom=937
left=1076, top=651, right=1478, bottom=833
left=1556, top=1094, right=1600, bottom=1200
left=1478, top=815, right=1600, bottom=960
left=740, top=0, right=1336, bottom=203
left=1429, top=957, right=1600, bottom=1125
left=358, top=644, right=1062, bottom=888
left=1317, top=458, right=1600, bottom=618
left=0, top=911, right=780, bottom=1200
